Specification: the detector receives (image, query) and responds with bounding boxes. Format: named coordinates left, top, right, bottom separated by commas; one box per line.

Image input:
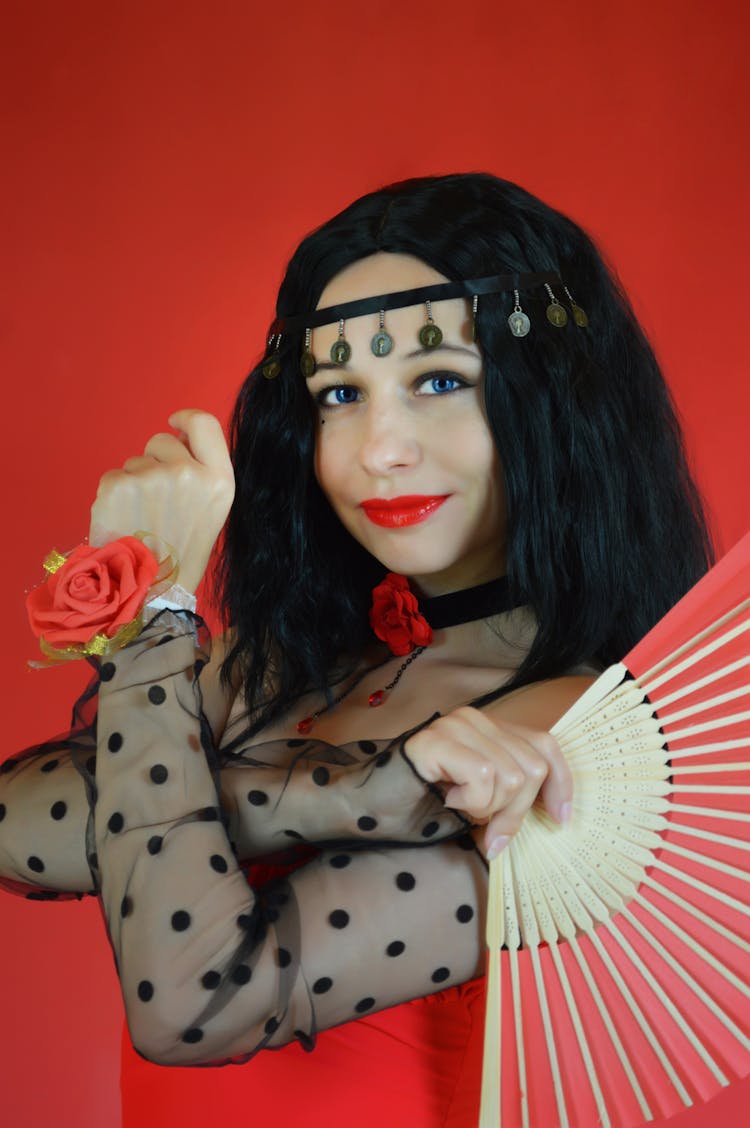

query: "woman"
left=0, top=173, right=713, bottom=1124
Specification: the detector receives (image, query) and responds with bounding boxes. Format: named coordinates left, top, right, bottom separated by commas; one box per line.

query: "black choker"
left=419, top=576, right=521, bottom=630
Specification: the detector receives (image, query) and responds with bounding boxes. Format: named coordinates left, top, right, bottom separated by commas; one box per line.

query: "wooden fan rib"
left=603, top=917, right=729, bottom=1085
left=529, top=944, right=570, bottom=1128
left=621, top=906, right=750, bottom=1053
left=664, top=820, right=750, bottom=858
left=637, top=600, right=750, bottom=691
left=508, top=945, right=530, bottom=1128
left=659, top=839, right=750, bottom=883
left=669, top=801, right=750, bottom=822
left=670, top=762, right=750, bottom=775
left=548, top=941, right=611, bottom=1128
left=667, top=737, right=749, bottom=760
left=588, top=930, right=692, bottom=1109
left=567, top=935, right=654, bottom=1122
left=641, top=873, right=750, bottom=954
left=665, top=708, right=750, bottom=742
left=632, top=892, right=750, bottom=997
left=657, top=679, right=750, bottom=725
left=649, top=653, right=750, bottom=712
left=653, top=858, right=750, bottom=916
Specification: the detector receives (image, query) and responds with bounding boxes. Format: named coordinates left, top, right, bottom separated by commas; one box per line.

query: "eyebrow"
left=308, top=342, right=479, bottom=376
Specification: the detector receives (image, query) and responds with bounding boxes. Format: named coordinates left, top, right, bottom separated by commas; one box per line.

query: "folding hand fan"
left=480, top=532, right=750, bottom=1128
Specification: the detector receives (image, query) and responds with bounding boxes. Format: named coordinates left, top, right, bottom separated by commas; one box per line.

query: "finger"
left=143, top=432, right=193, bottom=463
left=168, top=410, right=233, bottom=474
left=122, top=455, right=159, bottom=474
left=502, top=723, right=572, bottom=824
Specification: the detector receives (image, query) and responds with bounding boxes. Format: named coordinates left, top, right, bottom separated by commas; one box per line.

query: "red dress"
left=121, top=978, right=486, bottom=1128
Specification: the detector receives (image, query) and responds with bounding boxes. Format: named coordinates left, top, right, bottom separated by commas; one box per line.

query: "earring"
left=330, top=319, right=352, bottom=365
left=418, top=300, right=443, bottom=349
left=371, top=310, right=393, bottom=356
left=471, top=294, right=479, bottom=342
left=508, top=290, right=531, bottom=337
left=563, top=285, right=589, bottom=327
left=544, top=283, right=568, bottom=327
left=262, top=333, right=282, bottom=379
left=300, top=328, right=317, bottom=377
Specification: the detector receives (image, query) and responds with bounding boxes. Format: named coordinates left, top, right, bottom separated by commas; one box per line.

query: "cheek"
left=313, top=426, right=346, bottom=512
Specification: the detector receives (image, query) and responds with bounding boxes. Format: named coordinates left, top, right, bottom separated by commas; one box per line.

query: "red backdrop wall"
left=1, top=1, right=747, bottom=1124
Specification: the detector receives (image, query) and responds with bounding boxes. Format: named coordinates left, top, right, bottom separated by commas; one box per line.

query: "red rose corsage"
left=369, top=572, right=433, bottom=657
left=25, top=534, right=177, bottom=665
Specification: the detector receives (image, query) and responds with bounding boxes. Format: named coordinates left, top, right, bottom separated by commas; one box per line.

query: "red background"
left=1, top=1, right=748, bottom=1124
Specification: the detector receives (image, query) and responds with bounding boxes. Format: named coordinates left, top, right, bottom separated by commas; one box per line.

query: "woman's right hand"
left=404, top=705, right=573, bottom=859
left=89, top=409, right=235, bottom=594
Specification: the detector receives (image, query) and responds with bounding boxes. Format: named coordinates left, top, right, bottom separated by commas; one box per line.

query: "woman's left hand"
left=404, top=706, right=572, bottom=859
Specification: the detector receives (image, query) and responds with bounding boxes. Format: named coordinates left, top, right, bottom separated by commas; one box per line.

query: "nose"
left=357, top=401, right=422, bottom=477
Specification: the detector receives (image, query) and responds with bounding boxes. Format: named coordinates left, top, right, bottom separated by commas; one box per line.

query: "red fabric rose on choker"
left=26, top=537, right=160, bottom=656
left=369, top=573, right=433, bottom=657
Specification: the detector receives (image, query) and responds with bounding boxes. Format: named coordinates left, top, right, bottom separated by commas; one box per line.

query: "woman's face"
left=307, top=253, right=507, bottom=596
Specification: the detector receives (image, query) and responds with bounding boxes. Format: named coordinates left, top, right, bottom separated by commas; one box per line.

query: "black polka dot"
left=247, top=789, right=268, bottom=806
left=50, top=800, right=67, bottom=820
left=210, top=854, right=228, bottom=874
left=421, top=821, right=440, bottom=838
left=85, top=755, right=96, bottom=776
left=121, top=896, right=133, bottom=918
left=41, top=759, right=59, bottom=773
left=358, top=741, right=377, bottom=755
left=237, top=913, right=254, bottom=930
left=147, top=835, right=163, bottom=855
left=456, top=833, right=475, bottom=851
left=0, top=803, right=5, bottom=821
left=277, top=948, right=292, bottom=968
left=149, top=764, right=168, bottom=784
left=266, top=907, right=280, bottom=923
left=199, top=806, right=219, bottom=821
left=108, top=812, right=124, bottom=833
left=27, top=855, right=45, bottom=873
left=357, top=816, right=377, bottom=832
left=355, top=997, right=375, bottom=1013
left=312, top=766, right=330, bottom=786
left=99, top=662, right=116, bottom=682
left=313, top=976, right=333, bottom=994
left=284, top=829, right=303, bottom=840
left=456, top=904, right=474, bottom=923
left=264, top=1017, right=279, bottom=1035
left=375, top=750, right=391, bottom=768
left=329, top=854, right=351, bottom=869
left=295, top=1029, right=314, bottom=1052
left=396, top=871, right=416, bottom=892
left=286, top=738, right=306, bottom=747
left=329, top=909, right=350, bottom=929
left=171, top=910, right=191, bottom=931
left=387, top=940, right=405, bottom=957
left=107, top=732, right=123, bottom=753
left=432, top=967, right=450, bottom=983
left=231, top=964, right=252, bottom=985
left=147, top=685, right=167, bottom=705
left=137, top=980, right=154, bottom=1002
left=0, top=758, right=18, bottom=774
left=201, top=970, right=221, bottom=990
left=182, top=1028, right=203, bottom=1044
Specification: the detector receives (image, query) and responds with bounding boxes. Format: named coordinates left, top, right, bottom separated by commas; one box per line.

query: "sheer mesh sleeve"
left=85, top=611, right=487, bottom=1066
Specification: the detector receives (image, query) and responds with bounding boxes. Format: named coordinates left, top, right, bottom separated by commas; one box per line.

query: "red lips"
left=359, top=495, right=450, bottom=528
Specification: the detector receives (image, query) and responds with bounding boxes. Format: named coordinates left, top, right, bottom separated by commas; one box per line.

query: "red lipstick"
left=360, top=495, right=450, bottom=528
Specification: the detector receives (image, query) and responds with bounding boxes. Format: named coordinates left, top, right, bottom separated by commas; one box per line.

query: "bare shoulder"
left=482, top=673, right=600, bottom=732
left=200, top=629, right=242, bottom=741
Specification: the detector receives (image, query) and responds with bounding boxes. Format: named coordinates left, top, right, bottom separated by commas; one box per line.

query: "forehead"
left=312, top=253, right=474, bottom=356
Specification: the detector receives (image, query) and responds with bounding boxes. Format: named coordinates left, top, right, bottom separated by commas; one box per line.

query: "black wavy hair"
left=218, top=173, right=714, bottom=732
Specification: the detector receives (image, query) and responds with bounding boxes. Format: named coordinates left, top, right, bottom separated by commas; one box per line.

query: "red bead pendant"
left=296, top=716, right=314, bottom=735
left=368, top=689, right=387, bottom=708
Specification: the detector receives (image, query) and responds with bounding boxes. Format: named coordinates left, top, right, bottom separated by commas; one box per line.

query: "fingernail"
left=486, top=835, right=509, bottom=860
left=560, top=801, right=572, bottom=826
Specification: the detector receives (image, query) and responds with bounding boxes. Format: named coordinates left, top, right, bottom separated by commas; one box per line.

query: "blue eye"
left=418, top=373, right=467, bottom=395
left=317, top=385, right=360, bottom=406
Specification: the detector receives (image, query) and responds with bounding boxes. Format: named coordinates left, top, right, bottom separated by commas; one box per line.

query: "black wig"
left=219, top=173, right=714, bottom=731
